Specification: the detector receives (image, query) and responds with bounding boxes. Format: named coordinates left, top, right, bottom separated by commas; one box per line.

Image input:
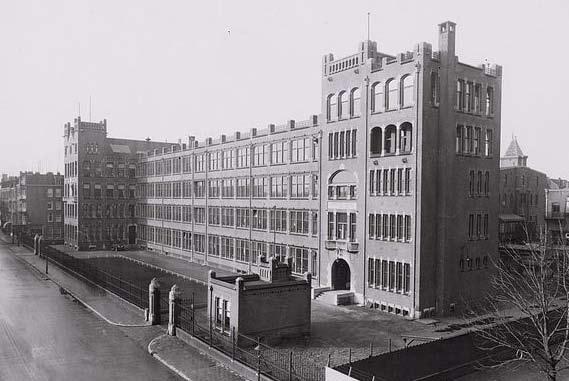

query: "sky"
left=0, top=0, right=567, bottom=179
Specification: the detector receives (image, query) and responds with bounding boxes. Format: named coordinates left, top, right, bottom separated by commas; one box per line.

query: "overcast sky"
left=0, top=0, right=567, bottom=179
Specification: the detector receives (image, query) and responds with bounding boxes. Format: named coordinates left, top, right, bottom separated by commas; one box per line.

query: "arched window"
left=338, top=91, right=349, bottom=119
left=350, top=88, right=361, bottom=117
left=370, top=127, right=382, bottom=155
left=386, top=79, right=398, bottom=110
left=401, top=75, right=414, bottom=107
left=371, top=82, right=383, bottom=113
left=384, top=125, right=397, bottom=154
left=399, top=122, right=412, bottom=153
left=327, top=94, right=337, bottom=121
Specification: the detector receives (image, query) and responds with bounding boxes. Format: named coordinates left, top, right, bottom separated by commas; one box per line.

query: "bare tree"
left=474, top=233, right=569, bottom=381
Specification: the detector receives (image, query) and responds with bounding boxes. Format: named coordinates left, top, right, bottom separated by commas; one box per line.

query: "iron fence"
left=37, top=241, right=149, bottom=310
left=175, top=298, right=325, bottom=381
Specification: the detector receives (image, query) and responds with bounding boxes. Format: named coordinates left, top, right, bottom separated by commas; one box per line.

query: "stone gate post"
left=148, top=278, right=161, bottom=325
left=168, top=284, right=181, bottom=336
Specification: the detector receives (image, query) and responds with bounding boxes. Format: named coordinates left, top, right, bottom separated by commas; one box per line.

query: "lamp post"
left=272, top=205, right=276, bottom=260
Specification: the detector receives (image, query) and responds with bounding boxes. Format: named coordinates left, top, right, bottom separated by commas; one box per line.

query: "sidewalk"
left=2, top=235, right=245, bottom=381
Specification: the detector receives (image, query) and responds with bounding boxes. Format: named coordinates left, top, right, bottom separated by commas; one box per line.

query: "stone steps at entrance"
left=315, top=290, right=354, bottom=306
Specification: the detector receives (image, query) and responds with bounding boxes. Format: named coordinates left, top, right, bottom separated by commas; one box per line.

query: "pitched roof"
left=504, top=138, right=525, bottom=157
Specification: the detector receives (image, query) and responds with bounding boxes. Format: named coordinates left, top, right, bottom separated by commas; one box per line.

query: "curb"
left=148, top=335, right=192, bottom=381
left=8, top=246, right=150, bottom=328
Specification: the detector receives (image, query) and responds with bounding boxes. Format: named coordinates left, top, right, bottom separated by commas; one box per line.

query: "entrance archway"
left=331, top=259, right=351, bottom=290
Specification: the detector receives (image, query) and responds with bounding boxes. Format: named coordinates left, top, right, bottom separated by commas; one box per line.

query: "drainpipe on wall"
left=362, top=75, right=370, bottom=304
left=412, top=61, right=422, bottom=318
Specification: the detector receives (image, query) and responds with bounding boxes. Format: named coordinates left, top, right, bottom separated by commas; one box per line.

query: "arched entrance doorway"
left=128, top=225, right=137, bottom=245
left=331, top=259, right=351, bottom=290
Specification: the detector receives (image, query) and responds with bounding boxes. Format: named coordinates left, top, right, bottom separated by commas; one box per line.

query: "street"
left=0, top=239, right=179, bottom=381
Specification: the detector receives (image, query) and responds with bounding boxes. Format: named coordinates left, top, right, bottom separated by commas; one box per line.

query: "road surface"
left=0, top=239, right=179, bottom=381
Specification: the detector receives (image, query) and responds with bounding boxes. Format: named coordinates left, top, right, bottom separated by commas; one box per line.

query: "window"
left=465, top=82, right=472, bottom=112
left=485, top=129, right=493, bottom=156
left=473, top=127, right=481, bottom=155
left=327, top=94, right=337, bottom=121
left=222, top=179, right=234, bottom=198
left=474, top=84, right=481, bottom=113
left=236, top=147, right=250, bottom=168
left=370, top=127, right=382, bottom=155
left=290, top=247, right=309, bottom=275
left=456, top=125, right=463, bottom=154
left=484, top=171, right=490, bottom=196
left=368, top=214, right=375, bottom=239
left=271, top=141, right=288, bottom=164
left=290, top=210, right=309, bottom=234
left=222, top=150, right=234, bottom=169
left=291, top=138, right=311, bottom=162
left=339, top=91, right=349, bottom=119
left=106, top=185, right=114, bottom=199
left=336, top=213, right=348, bottom=240
left=253, top=144, right=268, bottom=166
left=270, top=209, right=287, bottom=232
left=456, top=79, right=465, bottom=110
left=47, top=188, right=53, bottom=198
left=401, top=75, right=414, bottom=107
left=469, top=170, right=475, bottom=196
left=312, top=212, right=318, bottom=236
left=252, top=177, right=268, bottom=198
left=465, top=126, right=473, bottom=153
left=386, top=79, right=397, bottom=110
left=404, top=215, right=411, bottom=241
left=209, top=152, right=221, bottom=171
left=430, top=72, right=440, bottom=106
left=350, top=88, right=361, bottom=117
left=384, top=125, right=396, bottom=154
left=399, top=123, right=412, bottom=153
left=372, top=82, right=383, bottom=113
left=270, top=176, right=288, bottom=198
left=236, top=178, right=250, bottom=198
left=236, top=208, right=250, bottom=228
left=477, top=171, right=483, bottom=195
left=291, top=174, right=310, bottom=198
left=486, top=86, right=494, bottom=116
left=251, top=209, right=267, bottom=230
left=404, top=168, right=411, bottom=194
left=349, top=213, right=356, bottom=242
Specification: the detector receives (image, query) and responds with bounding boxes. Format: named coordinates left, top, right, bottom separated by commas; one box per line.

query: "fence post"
left=168, top=284, right=180, bottom=336
left=34, top=234, right=39, bottom=255
left=289, top=351, right=293, bottom=381
left=148, top=278, right=161, bottom=325
left=232, top=327, right=236, bottom=360
left=327, top=353, right=331, bottom=367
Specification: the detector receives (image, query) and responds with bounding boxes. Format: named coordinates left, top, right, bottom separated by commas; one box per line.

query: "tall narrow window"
left=350, top=88, right=361, bottom=117
left=401, top=75, right=414, bottom=107
left=473, top=127, right=481, bottom=155
left=384, top=125, right=397, bottom=154
left=486, top=87, right=494, bottom=116
left=456, top=125, right=463, bottom=154
left=351, top=130, right=357, bottom=156
left=349, top=213, right=356, bottom=242
left=485, top=129, right=494, bottom=156
left=372, top=82, right=383, bottom=113
left=339, top=91, right=349, bottom=119
left=327, top=94, right=337, bottom=121
left=386, top=79, right=398, bottom=110
left=399, top=123, right=412, bottom=153
left=431, top=72, right=440, bottom=106
left=370, top=127, right=382, bottom=155
left=456, top=79, right=465, bottom=110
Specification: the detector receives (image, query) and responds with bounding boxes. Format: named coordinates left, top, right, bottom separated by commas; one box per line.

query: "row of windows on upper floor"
left=138, top=137, right=319, bottom=177
left=326, top=73, right=496, bottom=122
left=503, top=173, right=542, bottom=189
left=136, top=204, right=319, bottom=237
left=500, top=192, right=539, bottom=210
left=326, top=76, right=415, bottom=122
left=136, top=174, right=320, bottom=200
